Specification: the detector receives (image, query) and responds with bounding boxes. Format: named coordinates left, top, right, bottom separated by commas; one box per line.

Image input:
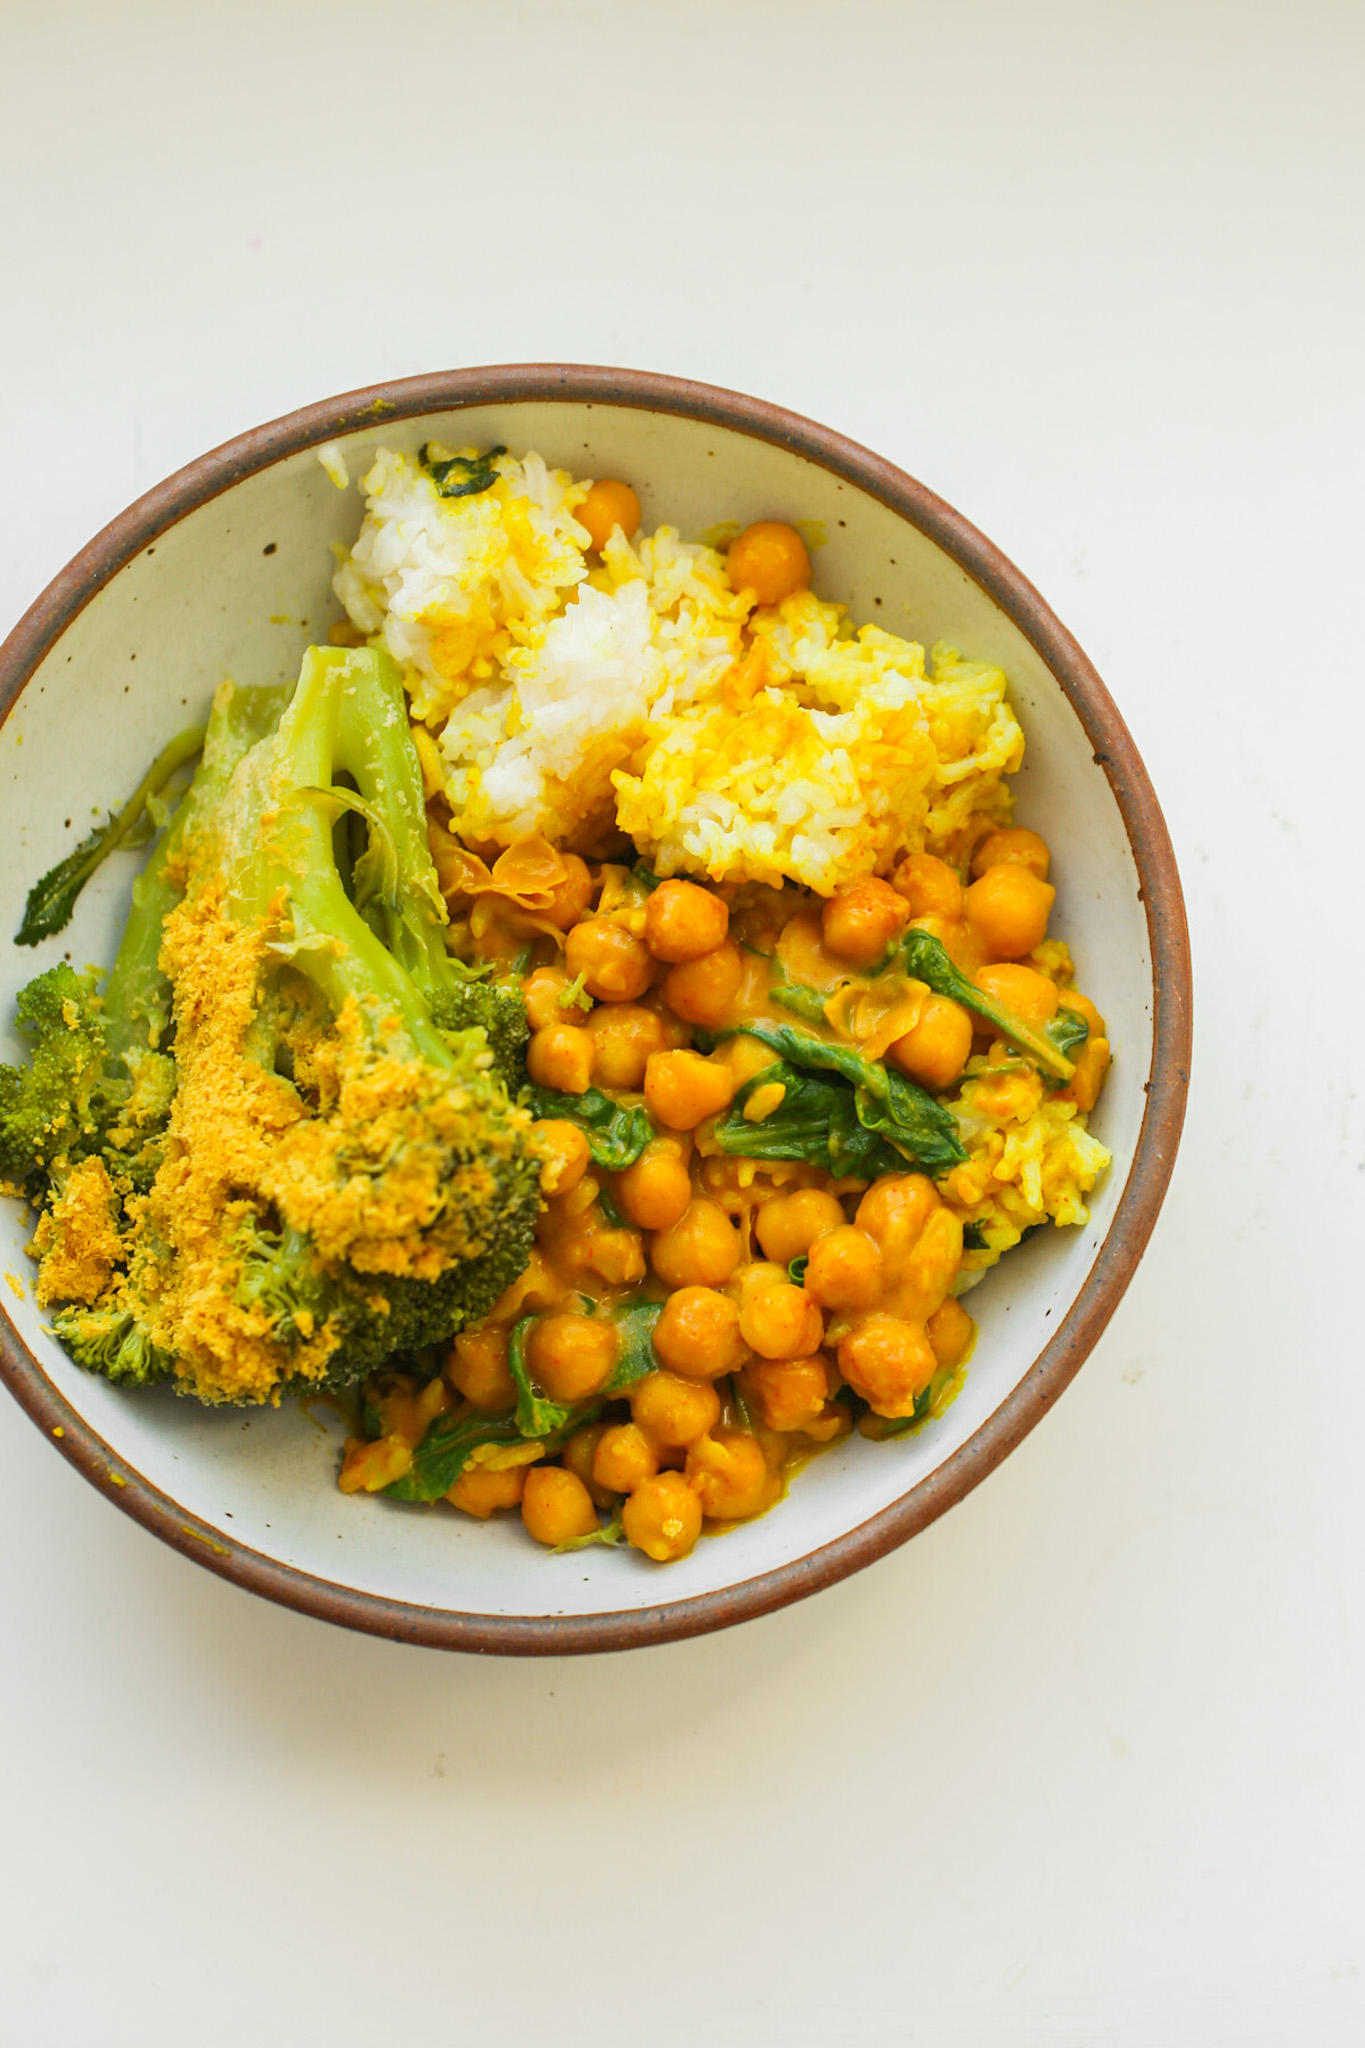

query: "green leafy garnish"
left=769, top=976, right=835, bottom=1025
left=710, top=1063, right=923, bottom=1179
left=17, top=725, right=206, bottom=945
left=381, top=1409, right=525, bottom=1502
left=554, top=1503, right=627, bottom=1552
left=526, top=1084, right=654, bottom=1168
left=706, top=1020, right=966, bottom=1179
left=895, top=929, right=1080, bottom=1081
left=788, top=1253, right=809, bottom=1284
left=508, top=1315, right=568, bottom=1437
left=509, top=1301, right=662, bottom=1438
left=606, top=1302, right=663, bottom=1391
left=419, top=443, right=506, bottom=499
left=1044, top=1005, right=1090, bottom=1071
left=859, top=1358, right=963, bottom=1439
left=962, top=1222, right=989, bottom=1251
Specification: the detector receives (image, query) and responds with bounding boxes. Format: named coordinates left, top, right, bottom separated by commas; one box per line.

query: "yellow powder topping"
left=32, top=1158, right=125, bottom=1309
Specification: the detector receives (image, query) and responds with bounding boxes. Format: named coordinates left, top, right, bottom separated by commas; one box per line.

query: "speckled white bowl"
left=0, top=368, right=1190, bottom=1652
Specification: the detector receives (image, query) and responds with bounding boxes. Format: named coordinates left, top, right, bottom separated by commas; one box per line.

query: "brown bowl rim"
left=0, top=364, right=1192, bottom=1655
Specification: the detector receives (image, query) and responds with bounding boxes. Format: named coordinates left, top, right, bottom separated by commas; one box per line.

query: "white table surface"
left=2, top=4, right=1361, bottom=2042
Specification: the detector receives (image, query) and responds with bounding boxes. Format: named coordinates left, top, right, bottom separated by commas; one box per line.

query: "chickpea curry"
left=2, top=442, right=1110, bottom=1565
left=334, top=483, right=1114, bottom=1564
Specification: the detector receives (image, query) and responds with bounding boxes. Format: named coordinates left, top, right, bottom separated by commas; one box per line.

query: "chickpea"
left=592, top=1422, right=659, bottom=1494
left=900, top=1206, right=965, bottom=1321
left=521, top=1464, right=602, bottom=1546
left=856, top=1174, right=938, bottom=1255
left=564, top=917, right=654, bottom=1002
left=526, top=1021, right=594, bottom=1094
left=622, top=1471, right=703, bottom=1561
left=736, top=1258, right=789, bottom=1298
left=821, top=877, right=909, bottom=968
left=661, top=940, right=744, bottom=1028
left=587, top=1002, right=667, bottom=1090
left=1059, top=1034, right=1111, bottom=1112
left=974, top=962, right=1060, bottom=1029
left=629, top=1369, right=722, bottom=1447
left=803, top=1225, right=884, bottom=1312
left=651, top=1198, right=742, bottom=1289
left=837, top=1314, right=937, bottom=1418
left=544, top=852, right=594, bottom=931
left=447, top=1325, right=517, bottom=1411
left=754, top=1188, right=846, bottom=1267
left=726, top=521, right=811, bottom=606
left=525, top=1313, right=618, bottom=1403
left=522, top=965, right=577, bottom=1032
left=581, top=1224, right=646, bottom=1288
left=888, top=995, right=974, bottom=1093
left=577, top=477, right=642, bottom=554
left=926, top=1296, right=975, bottom=1371
left=685, top=1429, right=772, bottom=1521
left=964, top=863, right=1055, bottom=961
left=971, top=827, right=1050, bottom=882
left=907, top=911, right=972, bottom=972
left=644, top=879, right=729, bottom=963
left=448, top=1462, right=526, bottom=1517
left=716, top=1033, right=782, bottom=1087
left=562, top=1421, right=615, bottom=1508
left=617, top=1139, right=693, bottom=1232
left=644, top=1049, right=736, bottom=1131
left=891, top=852, right=964, bottom=922
left=739, top=1281, right=824, bottom=1361
left=745, top=1355, right=833, bottom=1434
left=531, top=1119, right=591, bottom=1197
left=653, top=1285, right=747, bottom=1379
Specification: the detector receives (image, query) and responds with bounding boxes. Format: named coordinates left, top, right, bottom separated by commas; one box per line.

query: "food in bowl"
left=0, top=441, right=1112, bottom=1564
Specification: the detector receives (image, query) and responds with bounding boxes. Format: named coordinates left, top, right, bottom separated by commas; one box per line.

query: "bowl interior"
left=0, top=397, right=1153, bottom=1628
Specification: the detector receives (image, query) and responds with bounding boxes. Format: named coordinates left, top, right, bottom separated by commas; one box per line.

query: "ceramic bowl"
left=0, top=367, right=1191, bottom=1653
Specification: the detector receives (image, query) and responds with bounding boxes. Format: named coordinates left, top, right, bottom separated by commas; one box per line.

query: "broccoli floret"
left=48, top=1301, right=173, bottom=1388
left=12, top=646, right=539, bottom=1405
left=233, top=1216, right=531, bottom=1391
left=2, top=680, right=294, bottom=1312
left=0, top=966, right=110, bottom=1201
left=428, top=973, right=528, bottom=1093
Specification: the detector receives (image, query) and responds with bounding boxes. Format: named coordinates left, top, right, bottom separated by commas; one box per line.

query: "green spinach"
left=381, top=1409, right=525, bottom=1503
left=708, top=1020, right=966, bottom=1178
left=554, top=1503, right=627, bottom=1552
left=769, top=976, right=834, bottom=1025
left=508, top=1301, right=663, bottom=1438
left=419, top=443, right=507, bottom=499
left=525, top=1084, right=654, bottom=1168
left=894, top=928, right=1081, bottom=1081
left=17, top=726, right=206, bottom=945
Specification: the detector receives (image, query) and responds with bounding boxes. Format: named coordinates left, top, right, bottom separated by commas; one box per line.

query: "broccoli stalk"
left=16, top=647, right=539, bottom=1404
left=0, top=681, right=291, bottom=1207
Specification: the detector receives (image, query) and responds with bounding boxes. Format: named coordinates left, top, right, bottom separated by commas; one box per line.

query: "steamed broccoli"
left=0, top=965, right=112, bottom=1201
left=8, top=647, right=540, bottom=1405
left=2, top=681, right=290, bottom=1221
left=428, top=969, right=528, bottom=1094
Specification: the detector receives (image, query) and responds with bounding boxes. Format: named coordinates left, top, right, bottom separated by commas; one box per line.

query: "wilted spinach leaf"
left=382, top=1409, right=524, bottom=1503
left=17, top=725, right=206, bottom=945
left=895, top=929, right=1078, bottom=1081
left=707, top=1021, right=966, bottom=1178
left=526, top=1084, right=654, bottom=1168
left=419, top=443, right=507, bottom=499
